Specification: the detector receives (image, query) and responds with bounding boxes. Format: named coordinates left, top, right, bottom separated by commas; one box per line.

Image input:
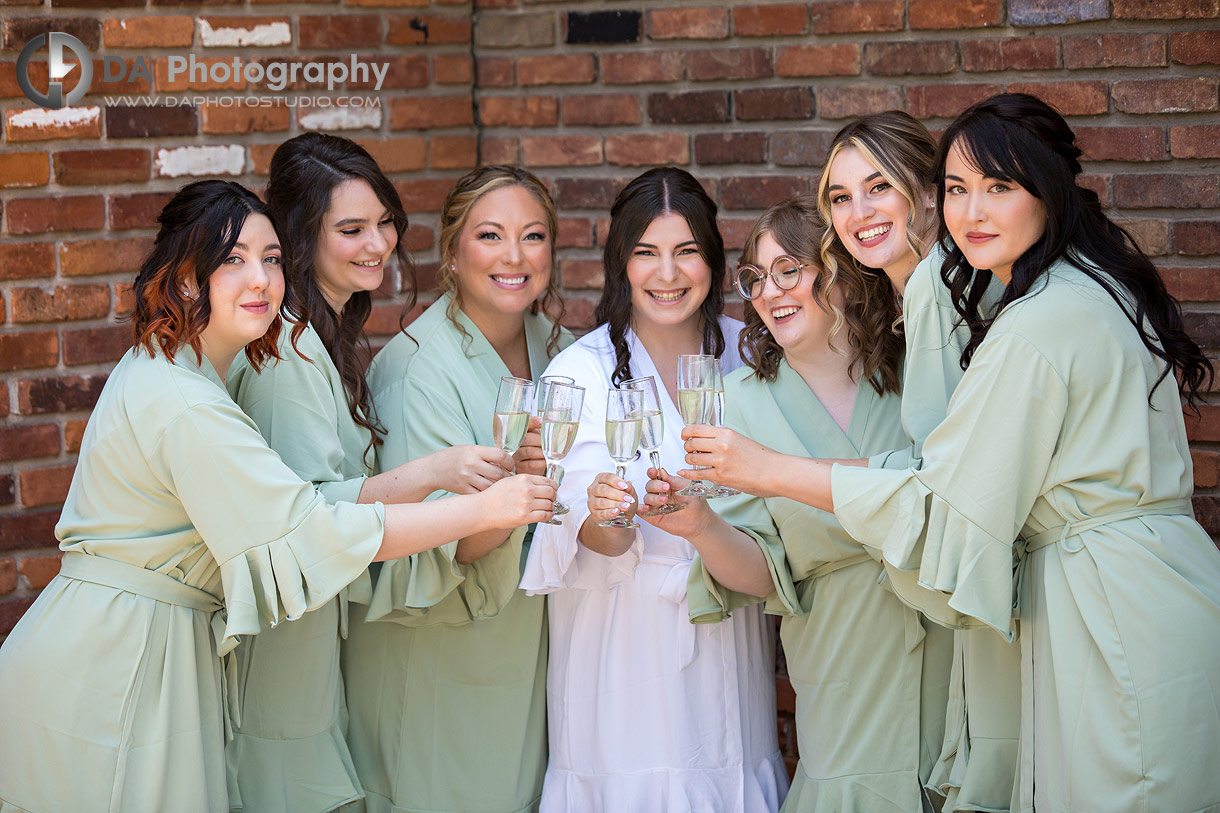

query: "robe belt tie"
left=810, top=553, right=923, bottom=650
left=60, top=551, right=221, bottom=611
left=1012, top=499, right=1193, bottom=625
left=641, top=553, right=698, bottom=672
left=1021, top=500, right=1192, bottom=555
left=58, top=551, right=242, bottom=738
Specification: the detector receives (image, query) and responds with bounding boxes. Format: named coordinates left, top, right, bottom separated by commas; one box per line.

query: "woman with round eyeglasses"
left=646, top=197, right=945, bottom=811
left=521, top=167, right=787, bottom=812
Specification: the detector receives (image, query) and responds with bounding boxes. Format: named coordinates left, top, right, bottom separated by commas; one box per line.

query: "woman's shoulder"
left=368, top=301, right=454, bottom=390
left=903, top=248, right=949, bottom=311
left=233, top=322, right=332, bottom=383
left=995, top=261, right=1114, bottom=334
left=547, top=324, right=611, bottom=371
left=117, top=348, right=235, bottom=429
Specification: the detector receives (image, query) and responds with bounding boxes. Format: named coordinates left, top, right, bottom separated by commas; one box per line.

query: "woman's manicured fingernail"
left=617, top=481, right=628, bottom=489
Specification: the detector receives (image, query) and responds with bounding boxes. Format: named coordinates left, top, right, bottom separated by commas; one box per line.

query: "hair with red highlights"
left=131, top=180, right=296, bottom=371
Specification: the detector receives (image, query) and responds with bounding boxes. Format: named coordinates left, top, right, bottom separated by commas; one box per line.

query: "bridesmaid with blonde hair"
left=342, top=165, right=571, bottom=813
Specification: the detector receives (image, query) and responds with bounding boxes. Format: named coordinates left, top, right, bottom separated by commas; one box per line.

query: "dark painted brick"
left=566, top=10, right=640, bottom=44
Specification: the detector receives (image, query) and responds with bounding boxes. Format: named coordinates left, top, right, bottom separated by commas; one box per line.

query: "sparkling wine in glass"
left=708, top=358, right=740, bottom=498
left=675, top=355, right=716, bottom=497
left=538, top=381, right=584, bottom=525
left=596, top=387, right=644, bottom=529
left=625, top=376, right=683, bottom=517
left=493, top=376, right=534, bottom=456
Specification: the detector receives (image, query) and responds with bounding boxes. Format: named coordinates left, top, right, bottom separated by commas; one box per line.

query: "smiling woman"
left=0, top=180, right=554, bottom=813
left=223, top=136, right=545, bottom=813
left=340, top=165, right=572, bottom=813
left=653, top=196, right=946, bottom=811
left=520, top=167, right=788, bottom=812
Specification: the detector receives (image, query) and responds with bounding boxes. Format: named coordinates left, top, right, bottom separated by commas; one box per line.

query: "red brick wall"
left=2, top=0, right=1218, bottom=775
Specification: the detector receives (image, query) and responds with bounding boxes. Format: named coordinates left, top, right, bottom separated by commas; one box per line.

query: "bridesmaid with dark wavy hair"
left=225, top=135, right=529, bottom=813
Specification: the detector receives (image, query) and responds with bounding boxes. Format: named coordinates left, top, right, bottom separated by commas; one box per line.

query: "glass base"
left=540, top=517, right=563, bottom=525
left=596, top=517, right=640, bottom=529
left=706, top=486, right=741, bottom=498
left=675, top=481, right=714, bottom=497
left=638, top=501, right=685, bottom=517
left=553, top=501, right=569, bottom=516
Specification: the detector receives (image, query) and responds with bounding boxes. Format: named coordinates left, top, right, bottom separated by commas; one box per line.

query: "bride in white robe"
left=521, top=167, right=788, bottom=813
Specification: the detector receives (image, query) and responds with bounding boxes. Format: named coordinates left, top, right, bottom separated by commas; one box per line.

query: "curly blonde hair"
left=435, top=165, right=565, bottom=356
left=816, top=111, right=939, bottom=331
left=739, top=196, right=901, bottom=395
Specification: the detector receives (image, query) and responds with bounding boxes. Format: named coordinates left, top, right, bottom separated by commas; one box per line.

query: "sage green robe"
left=225, top=323, right=374, bottom=813
left=833, top=262, right=1220, bottom=812
left=342, top=293, right=570, bottom=813
left=872, top=252, right=1020, bottom=812
left=688, top=362, right=950, bottom=811
left=0, top=347, right=384, bottom=813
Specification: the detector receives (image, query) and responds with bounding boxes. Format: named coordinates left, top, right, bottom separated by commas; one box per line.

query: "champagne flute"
left=596, top=387, right=644, bottom=529
left=493, top=376, right=534, bottom=457
left=535, top=375, right=575, bottom=415
left=538, top=381, right=584, bottom=525
left=675, top=355, right=717, bottom=497
left=625, top=376, right=684, bottom=516
left=708, top=358, right=740, bottom=497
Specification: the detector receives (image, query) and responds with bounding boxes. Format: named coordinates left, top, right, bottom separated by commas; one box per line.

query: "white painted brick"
left=155, top=144, right=245, bottom=178
left=298, top=105, right=382, bottom=131
left=7, top=106, right=100, bottom=130
left=198, top=18, right=291, bottom=47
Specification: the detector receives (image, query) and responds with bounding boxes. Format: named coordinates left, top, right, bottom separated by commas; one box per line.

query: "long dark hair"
left=739, top=197, right=901, bottom=395
left=933, top=93, right=1212, bottom=407
left=265, top=132, right=416, bottom=454
left=595, top=167, right=727, bottom=386
left=132, top=179, right=293, bottom=371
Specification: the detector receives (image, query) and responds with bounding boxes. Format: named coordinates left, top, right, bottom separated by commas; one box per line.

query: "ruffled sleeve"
left=686, top=378, right=801, bottom=624
left=686, top=488, right=796, bottom=624
left=154, top=400, right=384, bottom=656
left=832, top=329, right=1068, bottom=640
left=363, top=360, right=520, bottom=626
